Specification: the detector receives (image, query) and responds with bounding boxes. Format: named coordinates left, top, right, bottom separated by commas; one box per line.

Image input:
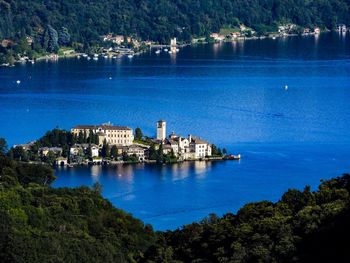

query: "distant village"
left=12, top=120, right=240, bottom=167
left=207, top=23, right=348, bottom=42
left=1, top=23, right=348, bottom=67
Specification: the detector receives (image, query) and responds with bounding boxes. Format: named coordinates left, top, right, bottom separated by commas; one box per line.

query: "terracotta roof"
left=192, top=137, right=208, bottom=144
left=72, top=125, right=132, bottom=131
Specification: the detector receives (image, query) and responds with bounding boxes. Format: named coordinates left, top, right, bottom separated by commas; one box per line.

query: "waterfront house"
left=127, top=145, right=147, bottom=161
left=189, top=136, right=212, bottom=158
left=71, top=123, right=134, bottom=146
left=210, top=33, right=225, bottom=41
left=70, top=144, right=99, bottom=158
left=336, top=24, right=347, bottom=32
left=55, top=157, right=68, bottom=166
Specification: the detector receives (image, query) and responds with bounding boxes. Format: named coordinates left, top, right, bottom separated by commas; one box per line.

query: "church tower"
left=157, top=120, right=166, bottom=141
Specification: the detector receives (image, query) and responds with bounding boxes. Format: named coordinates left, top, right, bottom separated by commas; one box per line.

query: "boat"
left=176, top=48, right=180, bottom=52
left=93, top=54, right=98, bottom=58
left=224, top=154, right=241, bottom=160
left=112, top=56, right=117, bottom=59
left=164, top=48, right=168, bottom=52
left=103, top=55, right=108, bottom=59
left=87, top=57, right=91, bottom=60
left=16, top=80, right=21, bottom=84
left=168, top=51, right=173, bottom=54
left=155, top=50, right=161, bottom=54
left=127, top=54, right=134, bottom=59
left=82, top=54, right=88, bottom=58
left=93, top=57, right=98, bottom=61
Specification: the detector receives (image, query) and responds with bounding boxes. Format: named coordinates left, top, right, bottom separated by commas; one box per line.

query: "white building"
left=170, top=38, right=177, bottom=46
left=156, top=120, right=166, bottom=141
left=161, top=128, right=212, bottom=160
left=189, top=136, right=212, bottom=158
left=71, top=123, right=134, bottom=146
left=127, top=145, right=146, bottom=161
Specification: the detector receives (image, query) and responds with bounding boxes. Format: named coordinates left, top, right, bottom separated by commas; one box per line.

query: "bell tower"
left=157, top=120, right=166, bottom=141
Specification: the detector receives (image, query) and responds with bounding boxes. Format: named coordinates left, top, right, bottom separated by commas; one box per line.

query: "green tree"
left=46, top=25, right=59, bottom=53
left=58, top=26, right=71, bottom=46
left=101, top=139, right=110, bottom=158
left=135, top=127, right=143, bottom=140
left=0, top=138, right=7, bottom=155
left=110, top=145, right=118, bottom=158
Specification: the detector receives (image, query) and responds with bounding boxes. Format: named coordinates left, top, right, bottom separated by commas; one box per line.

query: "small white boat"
left=285, top=85, right=288, bottom=90
left=82, top=54, right=88, bottom=57
left=104, top=55, right=108, bottom=59
left=155, top=50, right=161, bottom=54
left=93, top=57, right=98, bottom=61
left=168, top=51, right=173, bottom=54
left=112, top=56, right=117, bottom=59
left=16, top=80, right=21, bottom=84
left=164, top=48, right=168, bottom=52
left=94, top=54, right=98, bottom=58
left=127, top=54, right=134, bottom=59
left=87, top=57, right=91, bottom=60
left=176, top=48, right=180, bottom=52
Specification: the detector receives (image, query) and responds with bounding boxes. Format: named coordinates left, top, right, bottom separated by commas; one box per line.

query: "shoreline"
left=54, top=156, right=238, bottom=169
left=1, top=31, right=335, bottom=68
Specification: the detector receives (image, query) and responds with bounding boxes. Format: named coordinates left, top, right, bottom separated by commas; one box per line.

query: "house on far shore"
left=103, top=34, right=124, bottom=45
left=336, top=24, right=347, bottom=32
left=210, top=33, right=225, bottom=41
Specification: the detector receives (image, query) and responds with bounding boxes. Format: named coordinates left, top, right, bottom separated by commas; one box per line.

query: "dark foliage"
left=0, top=154, right=155, bottom=263
left=1, top=136, right=350, bottom=262
left=0, top=0, right=349, bottom=44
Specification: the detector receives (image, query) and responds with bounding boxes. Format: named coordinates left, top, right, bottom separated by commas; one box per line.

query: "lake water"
left=1, top=33, right=350, bottom=230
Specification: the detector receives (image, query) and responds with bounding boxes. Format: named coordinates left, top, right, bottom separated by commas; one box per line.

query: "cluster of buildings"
left=102, top=34, right=152, bottom=49
left=210, top=25, right=255, bottom=42
left=155, top=120, right=212, bottom=160
left=13, top=120, right=216, bottom=166
left=66, top=120, right=214, bottom=164
left=208, top=23, right=350, bottom=42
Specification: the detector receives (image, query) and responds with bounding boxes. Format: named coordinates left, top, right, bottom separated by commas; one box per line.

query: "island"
left=9, top=120, right=240, bottom=167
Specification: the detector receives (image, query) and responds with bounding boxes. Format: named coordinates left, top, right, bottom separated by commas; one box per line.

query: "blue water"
left=1, top=33, right=350, bottom=230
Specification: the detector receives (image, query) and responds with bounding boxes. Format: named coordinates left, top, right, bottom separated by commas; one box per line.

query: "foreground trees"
left=0, top=137, right=350, bottom=262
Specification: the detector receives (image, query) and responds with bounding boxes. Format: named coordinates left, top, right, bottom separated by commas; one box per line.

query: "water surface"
left=1, top=33, right=350, bottom=229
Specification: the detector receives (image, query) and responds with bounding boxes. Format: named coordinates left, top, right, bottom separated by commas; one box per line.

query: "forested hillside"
left=0, top=0, right=349, bottom=44
left=1, top=137, right=350, bottom=262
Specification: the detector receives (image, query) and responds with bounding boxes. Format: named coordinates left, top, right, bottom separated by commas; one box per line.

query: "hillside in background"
left=0, top=0, right=350, bottom=44
left=1, top=137, right=350, bottom=262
